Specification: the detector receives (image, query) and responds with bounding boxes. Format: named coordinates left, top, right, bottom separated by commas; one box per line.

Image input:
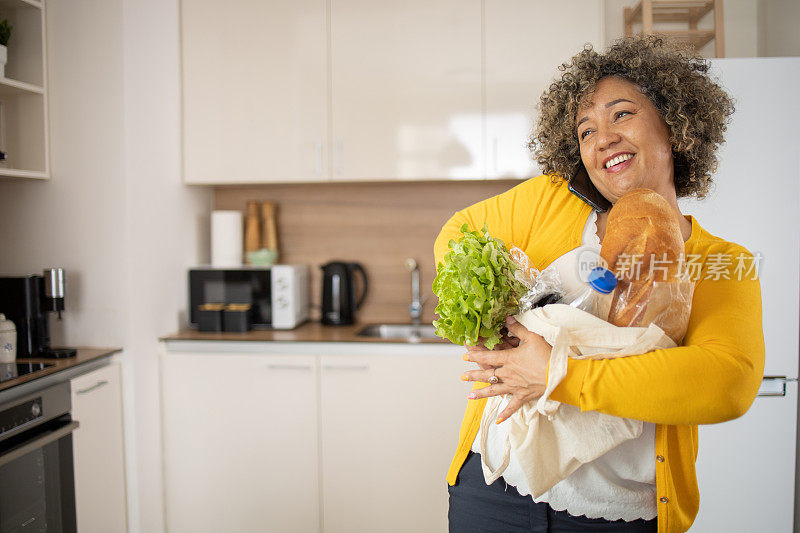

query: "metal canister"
left=0, top=313, right=16, bottom=363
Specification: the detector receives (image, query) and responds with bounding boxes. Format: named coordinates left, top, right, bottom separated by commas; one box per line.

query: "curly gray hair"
left=530, top=35, right=735, bottom=198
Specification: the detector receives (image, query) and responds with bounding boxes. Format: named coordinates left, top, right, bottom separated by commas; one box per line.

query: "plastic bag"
left=599, top=279, right=695, bottom=345
left=516, top=261, right=561, bottom=313
left=516, top=258, right=616, bottom=320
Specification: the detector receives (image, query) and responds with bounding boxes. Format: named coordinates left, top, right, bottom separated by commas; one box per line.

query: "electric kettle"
left=320, top=261, right=368, bottom=326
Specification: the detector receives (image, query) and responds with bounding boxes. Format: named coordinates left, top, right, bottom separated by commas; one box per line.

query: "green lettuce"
left=432, top=224, right=527, bottom=349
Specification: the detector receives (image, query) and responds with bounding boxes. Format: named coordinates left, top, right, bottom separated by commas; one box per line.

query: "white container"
left=0, top=313, right=16, bottom=363
left=0, top=45, right=6, bottom=78
left=211, top=210, right=243, bottom=267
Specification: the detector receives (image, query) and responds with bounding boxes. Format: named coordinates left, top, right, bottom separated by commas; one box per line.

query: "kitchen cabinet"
left=180, top=2, right=604, bottom=184
left=319, top=352, right=467, bottom=532
left=160, top=341, right=468, bottom=532
left=329, top=0, right=482, bottom=181
left=70, top=362, right=128, bottom=533
left=0, top=0, right=48, bottom=179
left=181, top=0, right=327, bottom=184
left=484, top=0, right=602, bottom=179
left=161, top=351, right=320, bottom=533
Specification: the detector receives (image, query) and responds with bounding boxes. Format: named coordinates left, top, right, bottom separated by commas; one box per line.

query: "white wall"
left=758, top=0, right=800, bottom=56
left=0, top=0, right=128, bottom=345
left=120, top=1, right=211, bottom=531
left=0, top=1, right=211, bottom=532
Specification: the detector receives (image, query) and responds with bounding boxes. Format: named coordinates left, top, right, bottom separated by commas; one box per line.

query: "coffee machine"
left=0, top=269, right=77, bottom=358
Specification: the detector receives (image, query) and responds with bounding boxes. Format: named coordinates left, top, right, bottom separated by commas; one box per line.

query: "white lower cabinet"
left=319, top=353, right=468, bottom=533
left=70, top=363, right=128, bottom=533
left=161, top=352, right=319, bottom=533
left=160, top=343, right=467, bottom=532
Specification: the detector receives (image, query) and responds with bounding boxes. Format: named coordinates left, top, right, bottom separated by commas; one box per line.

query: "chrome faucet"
left=405, top=258, right=423, bottom=325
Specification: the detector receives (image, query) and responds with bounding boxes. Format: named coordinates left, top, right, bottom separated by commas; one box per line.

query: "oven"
left=0, top=381, right=78, bottom=533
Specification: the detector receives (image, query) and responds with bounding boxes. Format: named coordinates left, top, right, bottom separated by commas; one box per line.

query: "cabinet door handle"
left=492, top=136, right=498, bottom=174
left=315, top=141, right=323, bottom=175
left=335, top=141, right=343, bottom=175
left=267, top=363, right=313, bottom=371
left=76, top=380, right=109, bottom=395
left=322, top=364, right=369, bottom=371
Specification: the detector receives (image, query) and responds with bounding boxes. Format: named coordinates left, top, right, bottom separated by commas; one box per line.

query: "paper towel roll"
left=211, top=210, right=243, bottom=267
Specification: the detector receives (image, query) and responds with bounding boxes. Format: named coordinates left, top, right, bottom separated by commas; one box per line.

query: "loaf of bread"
left=599, top=188, right=693, bottom=343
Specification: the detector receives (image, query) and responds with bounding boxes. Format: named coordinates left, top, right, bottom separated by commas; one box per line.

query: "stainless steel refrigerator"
left=678, top=57, right=799, bottom=532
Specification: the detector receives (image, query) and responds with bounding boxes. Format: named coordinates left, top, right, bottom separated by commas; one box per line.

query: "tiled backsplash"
left=214, top=179, right=522, bottom=324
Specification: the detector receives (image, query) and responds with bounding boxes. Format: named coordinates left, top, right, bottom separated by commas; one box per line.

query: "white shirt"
left=470, top=210, right=658, bottom=522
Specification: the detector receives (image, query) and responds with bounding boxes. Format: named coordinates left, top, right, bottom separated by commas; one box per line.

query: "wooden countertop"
left=0, top=348, right=122, bottom=394
left=161, top=321, right=449, bottom=344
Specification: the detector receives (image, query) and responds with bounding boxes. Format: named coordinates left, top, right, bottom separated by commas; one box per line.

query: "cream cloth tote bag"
left=478, top=304, right=676, bottom=497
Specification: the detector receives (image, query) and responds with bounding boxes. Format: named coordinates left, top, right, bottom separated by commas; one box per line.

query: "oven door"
left=0, top=415, right=79, bottom=533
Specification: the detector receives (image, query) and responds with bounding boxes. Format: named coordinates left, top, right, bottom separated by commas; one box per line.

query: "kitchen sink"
left=355, top=323, right=438, bottom=342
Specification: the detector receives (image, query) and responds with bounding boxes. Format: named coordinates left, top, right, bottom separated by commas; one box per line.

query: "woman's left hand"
left=462, top=316, right=552, bottom=423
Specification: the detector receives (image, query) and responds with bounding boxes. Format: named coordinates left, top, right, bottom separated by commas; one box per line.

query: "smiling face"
left=576, top=76, right=676, bottom=205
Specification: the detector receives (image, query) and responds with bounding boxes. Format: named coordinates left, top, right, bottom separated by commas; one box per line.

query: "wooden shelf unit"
left=0, top=0, right=48, bottom=179
left=624, top=0, right=725, bottom=58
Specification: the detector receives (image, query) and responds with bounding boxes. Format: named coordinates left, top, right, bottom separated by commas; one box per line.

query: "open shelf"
left=0, top=0, right=47, bottom=178
left=653, top=29, right=716, bottom=50
left=0, top=76, right=43, bottom=96
left=625, top=1, right=714, bottom=24
left=0, top=0, right=42, bottom=11
left=0, top=167, right=47, bottom=179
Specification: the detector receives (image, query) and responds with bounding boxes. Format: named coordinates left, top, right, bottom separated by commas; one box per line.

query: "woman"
left=434, top=36, right=764, bottom=533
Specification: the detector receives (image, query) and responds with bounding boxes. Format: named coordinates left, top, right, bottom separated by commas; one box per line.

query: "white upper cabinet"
left=179, top=1, right=602, bottom=184
left=329, top=0, right=482, bottom=181
left=484, top=1, right=602, bottom=180
left=181, top=0, right=327, bottom=184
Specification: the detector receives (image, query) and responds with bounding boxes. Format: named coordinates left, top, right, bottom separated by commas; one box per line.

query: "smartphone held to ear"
left=568, top=165, right=611, bottom=212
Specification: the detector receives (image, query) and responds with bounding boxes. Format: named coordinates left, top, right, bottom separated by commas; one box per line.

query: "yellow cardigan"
left=433, top=175, right=765, bottom=533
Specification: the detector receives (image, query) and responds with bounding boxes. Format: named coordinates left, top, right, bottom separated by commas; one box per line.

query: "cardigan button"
left=660, top=497, right=669, bottom=504
left=656, top=455, right=665, bottom=462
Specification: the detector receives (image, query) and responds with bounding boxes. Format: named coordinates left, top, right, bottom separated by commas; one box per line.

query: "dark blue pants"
left=448, top=452, right=658, bottom=532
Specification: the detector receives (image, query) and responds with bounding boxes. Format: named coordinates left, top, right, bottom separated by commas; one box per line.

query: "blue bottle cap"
left=587, top=267, right=617, bottom=294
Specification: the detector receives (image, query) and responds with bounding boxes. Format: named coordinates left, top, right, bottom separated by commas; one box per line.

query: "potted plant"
left=0, top=19, right=12, bottom=78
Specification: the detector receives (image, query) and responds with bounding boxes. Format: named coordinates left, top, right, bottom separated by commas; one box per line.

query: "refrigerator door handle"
left=756, top=376, right=797, bottom=397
